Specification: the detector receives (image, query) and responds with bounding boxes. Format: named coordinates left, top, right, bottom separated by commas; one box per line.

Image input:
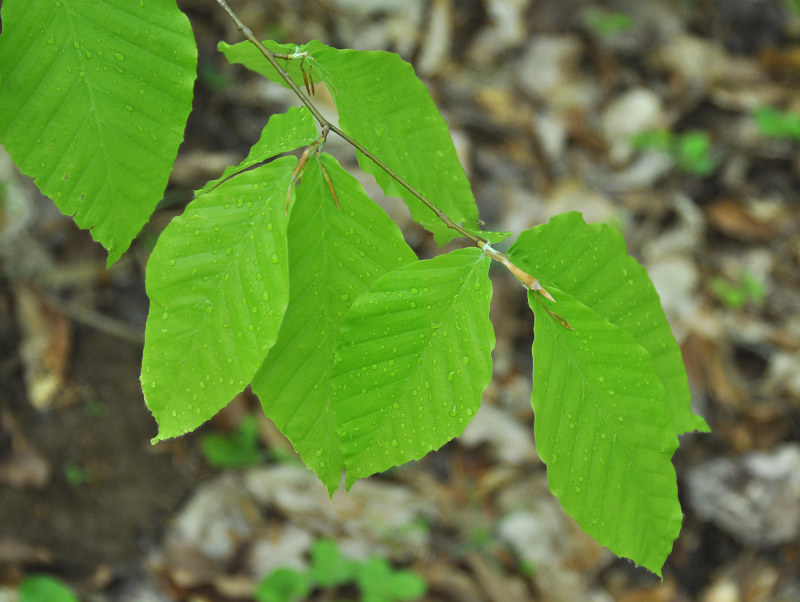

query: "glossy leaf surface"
left=219, top=39, right=485, bottom=244
left=196, top=106, right=318, bottom=196
left=0, top=0, right=196, bottom=264
left=529, top=287, right=680, bottom=575
left=252, top=153, right=416, bottom=493
left=331, top=248, right=494, bottom=487
left=142, top=159, right=294, bottom=440
left=508, top=212, right=708, bottom=435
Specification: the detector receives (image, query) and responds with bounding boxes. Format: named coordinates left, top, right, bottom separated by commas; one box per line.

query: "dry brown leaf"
left=465, top=551, right=533, bottom=602
left=415, top=561, right=484, bottom=602
left=759, top=45, right=800, bottom=79
left=610, top=577, right=680, bottom=602
left=13, top=284, right=71, bottom=410
left=0, top=538, right=53, bottom=565
left=706, top=198, right=782, bottom=242
left=566, top=106, right=608, bottom=154
left=0, top=446, right=50, bottom=490
left=682, top=333, right=746, bottom=410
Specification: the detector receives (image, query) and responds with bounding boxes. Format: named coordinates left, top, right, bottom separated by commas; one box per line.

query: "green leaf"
left=18, top=575, right=79, bottom=602
left=631, top=129, right=673, bottom=152
left=254, top=568, right=311, bottom=602
left=582, top=8, right=636, bottom=36
left=753, top=106, right=800, bottom=141
left=356, top=557, right=427, bottom=602
left=332, top=248, right=494, bottom=488
left=508, top=211, right=708, bottom=435
left=308, top=539, right=358, bottom=587
left=219, top=40, right=483, bottom=244
left=674, top=131, right=714, bottom=176
left=0, top=0, right=196, bottom=265
left=196, top=106, right=319, bottom=196
left=529, top=287, right=681, bottom=575
left=252, top=153, right=416, bottom=494
left=142, top=158, right=294, bottom=440
left=200, top=415, right=264, bottom=469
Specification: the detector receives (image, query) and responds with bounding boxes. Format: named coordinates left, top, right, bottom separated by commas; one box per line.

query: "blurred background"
left=1, top=0, right=800, bottom=600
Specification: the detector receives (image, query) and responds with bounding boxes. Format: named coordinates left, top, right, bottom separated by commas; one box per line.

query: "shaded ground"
left=2, top=0, right=800, bottom=600
left=0, top=242, right=194, bottom=580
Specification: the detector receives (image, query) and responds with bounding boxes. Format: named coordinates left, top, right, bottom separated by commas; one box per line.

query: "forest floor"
left=1, top=0, right=800, bottom=600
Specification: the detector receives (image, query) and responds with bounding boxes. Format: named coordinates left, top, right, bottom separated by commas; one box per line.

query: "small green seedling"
left=83, top=398, right=106, bottom=417
left=307, top=538, right=359, bottom=588
left=356, top=556, right=426, bottom=602
left=753, top=106, right=800, bottom=142
left=582, top=8, right=636, bottom=36
left=711, top=271, right=766, bottom=309
left=200, top=414, right=264, bottom=469
left=254, top=539, right=426, bottom=602
left=255, top=568, right=312, bottom=602
left=63, top=462, right=89, bottom=486
left=632, top=129, right=715, bottom=176
left=18, top=575, right=79, bottom=602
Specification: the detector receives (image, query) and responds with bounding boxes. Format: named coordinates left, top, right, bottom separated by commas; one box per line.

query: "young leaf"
left=196, top=106, right=319, bottom=196
left=356, top=557, right=427, bottom=602
left=219, top=40, right=482, bottom=244
left=254, top=568, right=311, bottom=602
left=252, top=153, right=416, bottom=493
left=529, top=287, right=681, bottom=576
left=508, top=212, right=708, bottom=435
left=331, top=248, right=494, bottom=488
left=200, top=415, right=264, bottom=469
left=0, top=0, right=197, bottom=265
left=142, top=158, right=295, bottom=441
left=307, top=539, right=358, bottom=587
left=18, top=575, right=79, bottom=602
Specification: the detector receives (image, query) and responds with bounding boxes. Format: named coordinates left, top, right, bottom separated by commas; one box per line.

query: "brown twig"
left=214, top=0, right=552, bottom=299
left=286, top=126, right=334, bottom=213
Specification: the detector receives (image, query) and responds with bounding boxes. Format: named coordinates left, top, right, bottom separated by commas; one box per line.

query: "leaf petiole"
left=215, top=0, right=548, bottom=296
left=286, top=125, right=333, bottom=213
left=481, top=242, right=554, bottom=301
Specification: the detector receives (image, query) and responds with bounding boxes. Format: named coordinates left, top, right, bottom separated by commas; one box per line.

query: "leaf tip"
left=105, top=240, right=127, bottom=268
left=687, top=414, right=712, bottom=434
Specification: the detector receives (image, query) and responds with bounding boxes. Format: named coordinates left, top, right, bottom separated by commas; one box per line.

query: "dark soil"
left=0, top=284, right=192, bottom=580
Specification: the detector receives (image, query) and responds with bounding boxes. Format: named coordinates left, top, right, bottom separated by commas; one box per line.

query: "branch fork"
left=481, top=242, right=553, bottom=301
left=286, top=125, right=339, bottom=213
left=215, top=0, right=552, bottom=303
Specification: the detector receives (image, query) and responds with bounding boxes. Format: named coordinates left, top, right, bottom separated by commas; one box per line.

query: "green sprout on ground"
left=632, top=129, right=716, bottom=176
left=711, top=271, right=766, bottom=309
left=63, top=462, right=89, bottom=486
left=582, top=8, right=636, bottom=36
left=200, top=414, right=265, bottom=469
left=254, top=539, right=426, bottom=602
left=200, top=414, right=304, bottom=468
left=18, top=575, right=79, bottom=602
left=82, top=398, right=106, bottom=417
left=753, top=107, right=800, bottom=142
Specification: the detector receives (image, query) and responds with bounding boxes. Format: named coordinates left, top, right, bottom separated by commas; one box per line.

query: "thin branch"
left=481, top=243, right=554, bottom=302
left=49, top=296, right=145, bottom=345
left=216, top=1, right=479, bottom=240
left=215, top=0, right=327, bottom=124
left=214, top=0, right=552, bottom=299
